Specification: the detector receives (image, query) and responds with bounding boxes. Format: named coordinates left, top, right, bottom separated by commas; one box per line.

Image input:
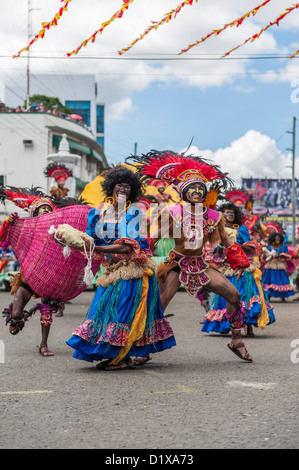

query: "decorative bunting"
left=118, top=0, right=199, bottom=55
left=222, top=3, right=299, bottom=58
left=66, top=0, right=135, bottom=57
left=290, top=48, right=299, bottom=59
left=11, top=0, right=299, bottom=61
left=177, top=0, right=271, bottom=55
left=13, top=0, right=72, bottom=59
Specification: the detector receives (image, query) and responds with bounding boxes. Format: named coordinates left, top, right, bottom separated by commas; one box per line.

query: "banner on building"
left=242, top=178, right=299, bottom=216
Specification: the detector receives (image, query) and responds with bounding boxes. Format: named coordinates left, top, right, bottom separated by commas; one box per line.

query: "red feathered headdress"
left=147, top=178, right=168, bottom=188
left=129, top=150, right=232, bottom=198
left=0, top=186, right=86, bottom=217
left=0, top=186, right=56, bottom=216
left=44, top=163, right=72, bottom=183
left=226, top=189, right=249, bottom=207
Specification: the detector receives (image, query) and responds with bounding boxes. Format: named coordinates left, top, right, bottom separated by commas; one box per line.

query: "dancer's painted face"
left=223, top=209, right=235, bottom=223
left=185, top=183, right=205, bottom=203
left=113, top=182, right=131, bottom=204
left=36, top=205, right=53, bottom=216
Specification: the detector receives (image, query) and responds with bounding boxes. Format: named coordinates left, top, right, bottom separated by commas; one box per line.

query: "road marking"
left=177, top=384, right=199, bottom=393
left=144, top=370, right=163, bottom=376
left=0, top=390, right=54, bottom=396
left=143, top=385, right=199, bottom=395
left=227, top=381, right=277, bottom=390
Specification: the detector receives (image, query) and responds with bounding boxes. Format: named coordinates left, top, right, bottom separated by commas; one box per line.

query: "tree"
left=25, top=94, right=72, bottom=114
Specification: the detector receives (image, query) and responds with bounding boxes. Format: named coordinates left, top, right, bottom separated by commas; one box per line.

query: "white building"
left=0, top=112, right=108, bottom=216
left=2, top=74, right=105, bottom=150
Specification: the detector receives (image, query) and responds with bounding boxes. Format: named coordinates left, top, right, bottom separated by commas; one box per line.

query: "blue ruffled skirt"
left=262, top=268, right=295, bottom=298
left=202, top=271, right=275, bottom=334
left=67, top=272, right=176, bottom=363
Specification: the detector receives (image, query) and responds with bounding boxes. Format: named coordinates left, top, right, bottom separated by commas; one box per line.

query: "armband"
left=113, top=237, right=147, bottom=262
left=226, top=244, right=250, bottom=269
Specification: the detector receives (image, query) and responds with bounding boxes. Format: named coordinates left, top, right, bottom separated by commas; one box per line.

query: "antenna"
left=26, top=0, right=40, bottom=109
left=26, top=0, right=31, bottom=109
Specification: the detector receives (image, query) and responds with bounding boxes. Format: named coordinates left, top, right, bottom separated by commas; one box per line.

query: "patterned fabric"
left=163, top=249, right=210, bottom=296
left=66, top=208, right=176, bottom=364
left=73, top=317, right=174, bottom=347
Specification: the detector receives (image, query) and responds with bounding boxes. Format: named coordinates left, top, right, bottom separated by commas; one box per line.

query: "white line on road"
left=0, top=390, right=54, bottom=395
left=227, top=381, right=277, bottom=390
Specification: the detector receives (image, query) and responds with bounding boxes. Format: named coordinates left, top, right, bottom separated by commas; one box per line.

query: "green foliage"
left=25, top=94, right=72, bottom=114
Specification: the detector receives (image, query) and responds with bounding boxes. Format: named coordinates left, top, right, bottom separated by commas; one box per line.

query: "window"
left=96, top=136, right=104, bottom=148
left=0, top=175, right=5, bottom=186
left=96, top=105, right=104, bottom=134
left=65, top=100, right=91, bottom=126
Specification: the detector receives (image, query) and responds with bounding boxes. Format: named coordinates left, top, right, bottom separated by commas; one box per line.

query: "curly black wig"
left=101, top=166, right=143, bottom=203
left=268, top=231, right=285, bottom=246
left=219, top=202, right=243, bottom=227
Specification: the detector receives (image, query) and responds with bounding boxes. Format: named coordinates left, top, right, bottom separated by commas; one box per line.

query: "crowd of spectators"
left=0, top=101, right=89, bottom=128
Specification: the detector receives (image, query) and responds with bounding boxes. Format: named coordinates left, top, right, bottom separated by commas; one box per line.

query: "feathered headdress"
left=0, top=186, right=88, bottom=216
left=264, top=221, right=284, bottom=235
left=147, top=178, right=169, bottom=189
left=225, top=188, right=253, bottom=211
left=44, top=163, right=72, bottom=183
left=0, top=186, right=56, bottom=216
left=128, top=150, right=233, bottom=200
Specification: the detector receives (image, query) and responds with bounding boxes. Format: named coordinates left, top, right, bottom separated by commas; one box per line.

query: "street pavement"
left=0, top=286, right=298, bottom=450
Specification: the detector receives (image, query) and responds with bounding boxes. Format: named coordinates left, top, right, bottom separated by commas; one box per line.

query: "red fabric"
left=226, top=244, right=250, bottom=269
left=0, top=221, right=9, bottom=242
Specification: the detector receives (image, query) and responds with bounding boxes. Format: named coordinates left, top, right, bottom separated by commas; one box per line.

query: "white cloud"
left=1, top=0, right=298, bottom=123
left=184, top=130, right=294, bottom=185
left=1, top=2, right=297, bottom=99
left=108, top=97, right=135, bottom=121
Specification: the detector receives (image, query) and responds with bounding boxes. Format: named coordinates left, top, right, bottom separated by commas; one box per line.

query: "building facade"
left=1, top=74, right=105, bottom=150
left=0, top=112, right=108, bottom=216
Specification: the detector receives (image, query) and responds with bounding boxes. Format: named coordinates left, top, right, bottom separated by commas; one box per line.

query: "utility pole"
left=287, top=116, right=297, bottom=246
left=134, top=142, right=137, bottom=155
left=26, top=0, right=31, bottom=109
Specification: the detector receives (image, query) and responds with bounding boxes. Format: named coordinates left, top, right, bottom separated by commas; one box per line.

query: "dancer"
left=130, top=150, right=253, bottom=362
left=0, top=187, right=76, bottom=355
left=44, top=163, right=72, bottom=200
left=202, top=202, right=275, bottom=336
left=146, top=179, right=175, bottom=265
left=65, top=166, right=176, bottom=370
left=262, top=232, right=295, bottom=302
left=0, top=187, right=63, bottom=355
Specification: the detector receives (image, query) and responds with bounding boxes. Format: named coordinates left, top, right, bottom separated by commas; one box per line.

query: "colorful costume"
left=44, top=163, right=72, bottom=200
left=262, top=243, right=295, bottom=299
left=0, top=186, right=92, bottom=335
left=67, top=204, right=176, bottom=364
left=130, top=150, right=250, bottom=332
left=202, top=224, right=275, bottom=334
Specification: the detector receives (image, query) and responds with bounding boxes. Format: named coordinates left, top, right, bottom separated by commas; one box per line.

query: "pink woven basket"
left=8, top=205, right=102, bottom=301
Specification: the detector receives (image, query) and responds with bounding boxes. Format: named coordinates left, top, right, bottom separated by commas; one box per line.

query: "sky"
left=1, top=0, right=299, bottom=185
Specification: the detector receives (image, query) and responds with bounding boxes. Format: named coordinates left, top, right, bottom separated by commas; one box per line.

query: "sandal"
left=96, top=359, right=111, bottom=370
left=104, top=357, right=136, bottom=371
left=38, top=346, right=54, bottom=357
left=132, top=355, right=151, bottom=366
left=227, top=342, right=253, bottom=362
left=6, top=316, right=26, bottom=335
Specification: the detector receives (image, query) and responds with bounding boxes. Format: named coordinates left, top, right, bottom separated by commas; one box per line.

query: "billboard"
left=242, top=178, right=299, bottom=216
